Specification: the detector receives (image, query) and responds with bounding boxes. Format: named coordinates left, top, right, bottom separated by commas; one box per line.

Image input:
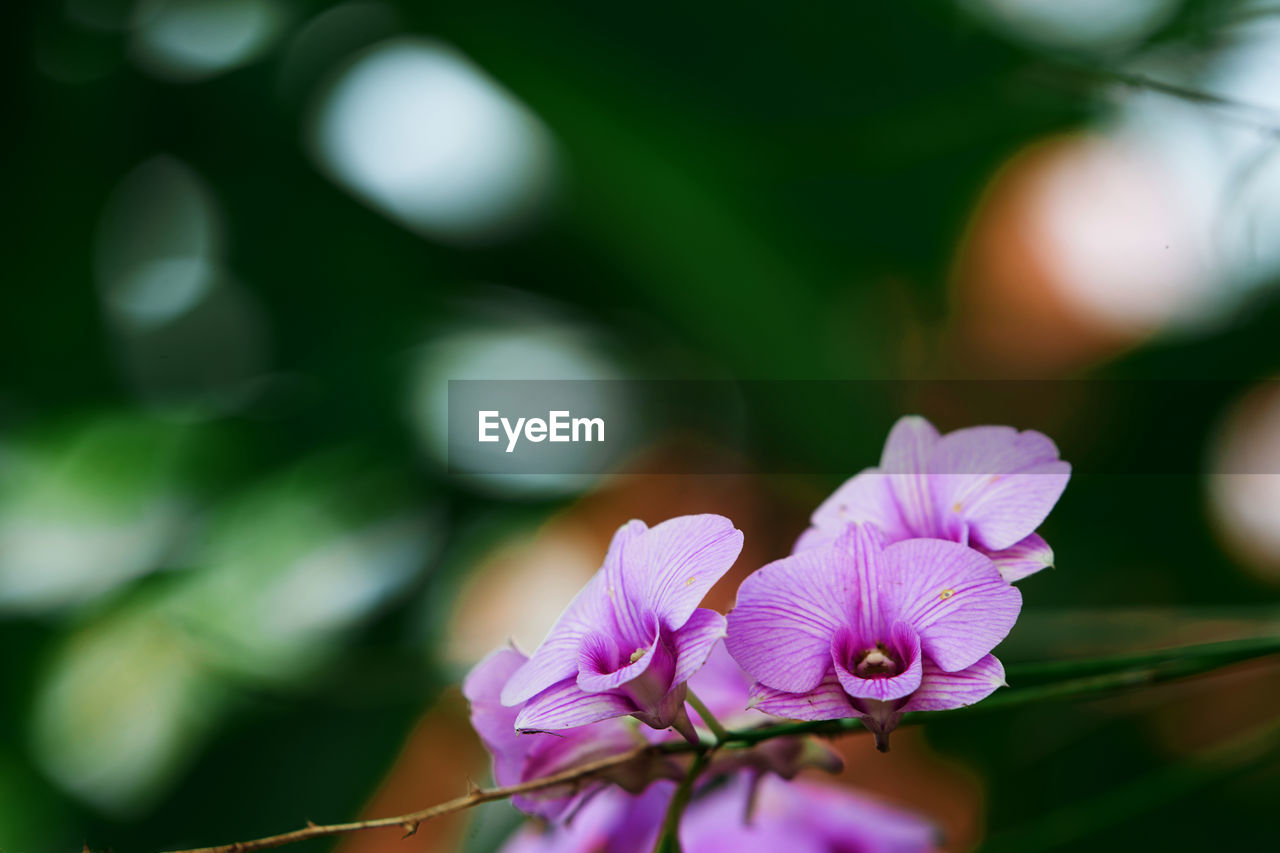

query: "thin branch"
left=161, top=743, right=689, bottom=853
left=160, top=635, right=1280, bottom=853
left=1001, top=635, right=1280, bottom=685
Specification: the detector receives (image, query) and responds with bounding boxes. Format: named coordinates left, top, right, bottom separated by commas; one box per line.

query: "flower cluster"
left=465, top=416, right=1069, bottom=848
left=796, top=416, right=1070, bottom=582
left=498, top=515, right=744, bottom=739
left=728, top=523, right=1018, bottom=750
left=501, top=773, right=939, bottom=853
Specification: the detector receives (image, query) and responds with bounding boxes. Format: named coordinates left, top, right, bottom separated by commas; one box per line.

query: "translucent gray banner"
left=446, top=379, right=1280, bottom=476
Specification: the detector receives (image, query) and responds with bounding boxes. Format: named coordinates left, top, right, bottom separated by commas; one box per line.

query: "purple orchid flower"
left=465, top=639, right=835, bottom=821
left=681, top=774, right=939, bottom=853
left=726, top=523, right=1019, bottom=750
left=795, top=416, right=1070, bottom=582
left=500, top=514, right=744, bottom=741
left=498, top=782, right=672, bottom=853
left=463, top=646, right=662, bottom=820
left=499, top=773, right=937, bottom=853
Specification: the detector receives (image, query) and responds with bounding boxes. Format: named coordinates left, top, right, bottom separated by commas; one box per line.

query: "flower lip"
left=854, top=643, right=899, bottom=679
left=577, top=629, right=660, bottom=694
left=833, top=626, right=911, bottom=681
left=620, top=637, right=678, bottom=716
left=830, top=622, right=922, bottom=702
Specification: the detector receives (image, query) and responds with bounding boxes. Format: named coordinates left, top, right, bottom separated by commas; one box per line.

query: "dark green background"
left=4, top=1, right=1279, bottom=851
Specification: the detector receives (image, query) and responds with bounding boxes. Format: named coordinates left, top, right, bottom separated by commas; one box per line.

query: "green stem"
left=1005, top=635, right=1280, bottom=685
left=722, top=635, right=1280, bottom=746
left=685, top=688, right=730, bottom=744
left=652, top=749, right=712, bottom=853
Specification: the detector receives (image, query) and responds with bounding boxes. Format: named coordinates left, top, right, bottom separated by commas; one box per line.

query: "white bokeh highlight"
left=131, top=0, right=285, bottom=82
left=312, top=37, right=555, bottom=242
left=30, top=608, right=223, bottom=814
left=1025, top=134, right=1209, bottom=335
left=95, top=156, right=220, bottom=330
left=95, top=156, right=273, bottom=413
left=0, top=418, right=191, bottom=614
left=960, top=0, right=1177, bottom=53
left=1209, top=382, right=1280, bottom=582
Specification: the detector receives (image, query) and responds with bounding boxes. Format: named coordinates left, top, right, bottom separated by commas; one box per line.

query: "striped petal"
left=514, top=679, right=633, bottom=732
left=881, top=538, right=1020, bottom=672
left=749, top=671, right=856, bottom=721
left=982, top=532, right=1054, bottom=583
left=904, top=654, right=1007, bottom=712
left=726, top=543, right=854, bottom=693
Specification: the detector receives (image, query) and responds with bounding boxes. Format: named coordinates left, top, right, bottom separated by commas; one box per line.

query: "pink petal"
left=903, top=654, right=1006, bottom=712
left=462, top=646, right=526, bottom=707
left=465, top=647, right=644, bottom=821
left=501, top=568, right=619, bottom=706
left=927, top=426, right=1070, bottom=552
left=793, top=524, right=836, bottom=553
left=631, top=514, right=743, bottom=632
left=879, top=416, right=944, bottom=536
left=808, top=470, right=913, bottom=545
left=750, top=671, right=856, bottom=721
left=680, top=775, right=830, bottom=853
left=880, top=415, right=941, bottom=473
left=601, top=519, right=651, bottom=642
left=462, top=647, right=528, bottom=787
left=881, top=538, right=1021, bottom=672
left=778, top=777, right=941, bottom=851
left=521, top=719, right=640, bottom=784
left=670, top=608, right=728, bottom=687
left=726, top=545, right=854, bottom=693
left=982, top=532, right=1054, bottom=583
left=463, top=647, right=526, bottom=746
left=514, top=679, right=634, bottom=731
left=833, top=523, right=888, bottom=639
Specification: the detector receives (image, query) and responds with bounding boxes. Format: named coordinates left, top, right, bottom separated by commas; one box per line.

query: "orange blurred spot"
left=949, top=133, right=1204, bottom=376
left=1208, top=380, right=1280, bottom=581
left=336, top=690, right=484, bottom=853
